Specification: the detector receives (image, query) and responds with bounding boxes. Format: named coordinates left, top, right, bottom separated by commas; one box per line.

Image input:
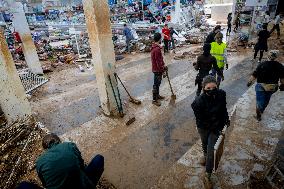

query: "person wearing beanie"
left=194, top=43, right=222, bottom=96
left=205, top=25, right=221, bottom=44
left=247, top=50, right=284, bottom=121
left=210, top=32, right=227, bottom=87
left=191, top=75, right=230, bottom=187
left=254, top=24, right=271, bottom=63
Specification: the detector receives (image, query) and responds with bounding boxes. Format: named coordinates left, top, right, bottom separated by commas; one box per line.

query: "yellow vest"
left=210, top=42, right=227, bottom=68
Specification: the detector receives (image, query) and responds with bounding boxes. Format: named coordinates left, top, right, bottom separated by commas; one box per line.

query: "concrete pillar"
left=82, top=0, right=120, bottom=116
left=0, top=28, right=32, bottom=124
left=11, top=2, right=43, bottom=75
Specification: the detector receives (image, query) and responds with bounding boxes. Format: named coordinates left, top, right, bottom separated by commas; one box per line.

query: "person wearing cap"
left=254, top=24, right=270, bottom=63
left=247, top=50, right=284, bottom=121
left=210, top=32, right=228, bottom=87
left=194, top=43, right=222, bottom=96
left=162, top=23, right=171, bottom=54
left=35, top=134, right=104, bottom=189
left=205, top=25, right=221, bottom=44
left=191, top=75, right=230, bottom=187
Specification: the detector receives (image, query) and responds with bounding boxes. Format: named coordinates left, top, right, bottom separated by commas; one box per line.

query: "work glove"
left=279, top=84, right=284, bottom=91
left=226, top=64, right=229, bottom=70
left=247, top=81, right=253, bottom=87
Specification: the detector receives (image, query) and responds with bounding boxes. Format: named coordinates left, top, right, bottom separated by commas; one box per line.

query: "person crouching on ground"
left=247, top=50, right=284, bottom=121
left=151, top=33, right=167, bottom=106
left=17, top=133, right=104, bottom=189
left=194, top=43, right=222, bottom=96
left=191, top=75, right=230, bottom=187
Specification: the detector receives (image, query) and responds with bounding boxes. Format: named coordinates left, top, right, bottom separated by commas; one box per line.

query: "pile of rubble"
left=0, top=118, right=45, bottom=189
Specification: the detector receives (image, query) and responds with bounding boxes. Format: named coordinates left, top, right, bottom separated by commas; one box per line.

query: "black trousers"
left=164, top=39, right=169, bottom=53
left=198, top=128, right=220, bottom=173
left=270, top=24, right=280, bottom=37
left=254, top=49, right=264, bottom=61
left=153, top=72, right=163, bottom=101
left=227, top=24, right=231, bottom=34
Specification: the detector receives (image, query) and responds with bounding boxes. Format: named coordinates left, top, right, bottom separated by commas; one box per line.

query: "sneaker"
left=258, top=60, right=261, bottom=63
left=157, top=95, right=165, bottom=100
left=152, top=100, right=161, bottom=106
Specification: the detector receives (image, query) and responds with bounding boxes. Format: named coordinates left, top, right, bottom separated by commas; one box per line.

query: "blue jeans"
left=85, top=154, right=104, bottom=186
left=198, top=128, right=220, bottom=173
left=211, top=68, right=223, bottom=87
left=255, top=83, right=274, bottom=113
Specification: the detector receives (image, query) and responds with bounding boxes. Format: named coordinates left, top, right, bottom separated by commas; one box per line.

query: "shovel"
left=165, top=70, right=177, bottom=103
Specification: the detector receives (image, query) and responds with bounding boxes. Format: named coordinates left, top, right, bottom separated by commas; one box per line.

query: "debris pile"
left=0, top=118, right=45, bottom=189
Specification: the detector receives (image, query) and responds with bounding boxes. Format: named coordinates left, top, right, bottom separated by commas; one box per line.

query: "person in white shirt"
left=270, top=13, right=282, bottom=39
left=263, top=11, right=270, bottom=28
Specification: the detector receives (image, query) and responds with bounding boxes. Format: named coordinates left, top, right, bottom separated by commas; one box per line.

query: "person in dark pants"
left=234, top=13, right=240, bottom=32
left=270, top=14, right=282, bottom=39
left=151, top=33, right=167, bottom=106
left=194, top=43, right=222, bottom=96
left=205, top=25, right=221, bottom=44
left=17, top=134, right=104, bottom=189
left=247, top=50, right=284, bottom=121
left=123, top=24, right=134, bottom=53
left=254, top=24, right=270, bottom=63
left=162, top=24, right=171, bottom=54
left=226, top=13, right=232, bottom=36
left=191, top=75, right=230, bottom=187
left=169, top=27, right=178, bottom=51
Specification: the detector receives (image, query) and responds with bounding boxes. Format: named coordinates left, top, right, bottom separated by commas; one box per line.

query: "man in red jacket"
left=162, top=24, right=171, bottom=54
left=151, top=33, right=167, bottom=106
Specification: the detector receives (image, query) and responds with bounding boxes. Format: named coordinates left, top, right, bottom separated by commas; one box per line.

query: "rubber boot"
left=203, top=172, right=213, bottom=189
left=152, top=89, right=161, bottom=106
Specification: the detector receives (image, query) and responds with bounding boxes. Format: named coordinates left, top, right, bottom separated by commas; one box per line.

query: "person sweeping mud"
left=210, top=32, right=228, bottom=87
left=191, top=75, right=230, bottom=188
left=151, top=33, right=167, bottom=106
left=247, top=50, right=284, bottom=121
left=194, top=43, right=222, bottom=96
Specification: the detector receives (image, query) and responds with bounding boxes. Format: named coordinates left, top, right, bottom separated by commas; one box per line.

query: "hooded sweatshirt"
left=151, top=43, right=165, bottom=73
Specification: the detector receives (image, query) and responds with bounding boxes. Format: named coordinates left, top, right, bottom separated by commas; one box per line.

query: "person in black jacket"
left=191, top=75, right=230, bottom=185
left=205, top=25, right=221, bottom=44
left=253, top=24, right=270, bottom=63
left=194, top=43, right=222, bottom=96
left=247, top=50, right=284, bottom=121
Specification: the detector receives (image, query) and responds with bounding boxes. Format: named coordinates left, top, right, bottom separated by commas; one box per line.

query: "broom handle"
left=166, top=70, right=174, bottom=95
left=108, top=75, right=122, bottom=114
left=114, top=73, right=133, bottom=99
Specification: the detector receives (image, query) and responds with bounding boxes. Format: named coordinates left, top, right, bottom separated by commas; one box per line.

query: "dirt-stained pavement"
left=29, top=31, right=284, bottom=188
